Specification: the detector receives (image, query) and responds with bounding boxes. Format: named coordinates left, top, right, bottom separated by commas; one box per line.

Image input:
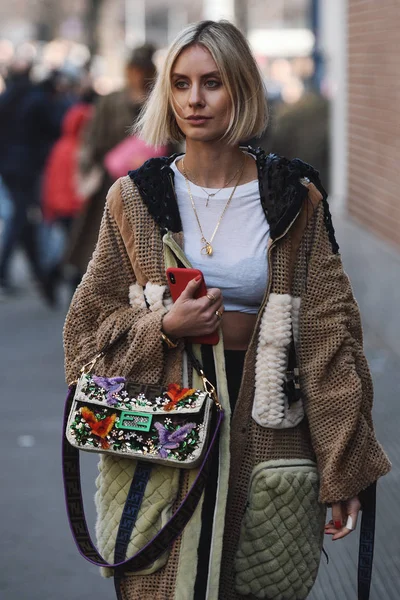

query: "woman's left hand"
left=324, top=496, right=361, bottom=540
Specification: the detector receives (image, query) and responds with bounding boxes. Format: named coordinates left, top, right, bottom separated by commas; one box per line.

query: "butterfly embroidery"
left=154, top=422, right=196, bottom=458
left=91, top=376, right=126, bottom=406
left=81, top=407, right=117, bottom=449
left=163, top=383, right=196, bottom=411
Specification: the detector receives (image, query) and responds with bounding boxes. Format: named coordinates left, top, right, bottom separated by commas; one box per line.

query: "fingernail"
left=195, top=275, right=202, bottom=282
left=334, top=520, right=342, bottom=529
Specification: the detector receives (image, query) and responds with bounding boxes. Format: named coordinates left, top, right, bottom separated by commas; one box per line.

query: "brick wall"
left=348, top=0, right=400, bottom=249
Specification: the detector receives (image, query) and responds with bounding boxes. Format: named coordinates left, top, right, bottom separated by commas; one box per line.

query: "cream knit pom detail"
left=128, top=283, right=147, bottom=310
left=253, top=293, right=304, bottom=429
left=128, top=282, right=172, bottom=314
left=144, top=282, right=169, bottom=315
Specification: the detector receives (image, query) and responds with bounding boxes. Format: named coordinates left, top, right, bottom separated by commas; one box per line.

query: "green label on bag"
left=117, top=411, right=153, bottom=432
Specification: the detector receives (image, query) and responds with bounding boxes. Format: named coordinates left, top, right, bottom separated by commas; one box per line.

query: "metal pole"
left=234, top=0, right=248, bottom=34
left=168, top=6, right=188, bottom=44
left=125, top=0, right=146, bottom=48
left=85, top=0, right=101, bottom=56
left=311, top=0, right=323, bottom=91
left=202, top=0, right=235, bottom=22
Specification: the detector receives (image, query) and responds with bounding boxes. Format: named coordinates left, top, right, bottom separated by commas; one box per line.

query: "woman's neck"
left=179, top=141, right=247, bottom=188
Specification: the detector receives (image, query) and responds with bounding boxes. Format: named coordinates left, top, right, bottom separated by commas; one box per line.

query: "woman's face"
left=170, top=44, right=232, bottom=143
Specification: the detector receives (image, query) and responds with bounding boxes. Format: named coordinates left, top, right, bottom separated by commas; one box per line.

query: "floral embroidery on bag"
left=80, top=407, right=117, bottom=449
left=70, top=406, right=201, bottom=460
left=91, top=376, right=126, bottom=406
left=79, top=375, right=201, bottom=412
left=164, top=383, right=197, bottom=411
left=154, top=422, right=196, bottom=458
left=68, top=375, right=207, bottom=462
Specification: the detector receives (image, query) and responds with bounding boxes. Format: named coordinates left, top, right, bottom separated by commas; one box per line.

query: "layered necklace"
left=183, top=161, right=244, bottom=207
left=181, top=156, right=246, bottom=256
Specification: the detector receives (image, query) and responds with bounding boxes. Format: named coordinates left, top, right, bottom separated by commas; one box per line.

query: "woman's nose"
left=189, top=83, right=205, bottom=107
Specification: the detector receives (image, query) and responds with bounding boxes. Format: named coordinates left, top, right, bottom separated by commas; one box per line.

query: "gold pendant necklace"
left=201, top=238, right=213, bottom=256
left=182, top=157, right=246, bottom=256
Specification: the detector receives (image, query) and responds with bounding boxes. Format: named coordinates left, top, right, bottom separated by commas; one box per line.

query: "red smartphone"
left=166, top=267, right=219, bottom=345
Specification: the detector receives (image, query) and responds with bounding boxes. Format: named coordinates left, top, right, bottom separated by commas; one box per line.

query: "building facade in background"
left=347, top=0, right=399, bottom=251
left=324, top=0, right=400, bottom=357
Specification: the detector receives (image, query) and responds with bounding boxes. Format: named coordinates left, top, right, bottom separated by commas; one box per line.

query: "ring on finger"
left=207, top=293, right=216, bottom=303
left=345, top=516, right=354, bottom=531
left=215, top=309, right=223, bottom=319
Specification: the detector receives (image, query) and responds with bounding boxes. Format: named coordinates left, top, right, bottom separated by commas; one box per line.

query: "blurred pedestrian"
left=0, top=67, right=73, bottom=302
left=65, top=44, right=159, bottom=283
left=0, top=177, right=13, bottom=301
left=265, top=91, right=330, bottom=190
left=41, top=101, right=94, bottom=301
left=63, top=20, right=390, bottom=600
left=0, top=61, right=33, bottom=294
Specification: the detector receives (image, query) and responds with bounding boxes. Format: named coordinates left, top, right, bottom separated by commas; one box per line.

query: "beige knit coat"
left=64, top=156, right=390, bottom=600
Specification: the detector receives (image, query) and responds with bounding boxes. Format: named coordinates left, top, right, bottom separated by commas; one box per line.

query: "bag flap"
left=74, top=374, right=209, bottom=415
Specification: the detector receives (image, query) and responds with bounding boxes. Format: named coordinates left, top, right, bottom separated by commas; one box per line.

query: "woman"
left=64, top=20, right=390, bottom=600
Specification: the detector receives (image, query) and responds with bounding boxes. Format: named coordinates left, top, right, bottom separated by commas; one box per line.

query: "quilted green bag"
left=234, top=459, right=326, bottom=600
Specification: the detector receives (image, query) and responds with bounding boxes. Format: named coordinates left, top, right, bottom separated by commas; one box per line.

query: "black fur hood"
left=128, top=147, right=328, bottom=241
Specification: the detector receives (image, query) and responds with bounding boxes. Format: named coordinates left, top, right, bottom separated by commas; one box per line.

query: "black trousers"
left=193, top=345, right=246, bottom=599
left=0, top=174, right=43, bottom=285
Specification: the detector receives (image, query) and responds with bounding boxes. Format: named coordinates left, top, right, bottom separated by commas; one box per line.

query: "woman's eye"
left=173, top=79, right=220, bottom=89
left=205, top=80, right=221, bottom=89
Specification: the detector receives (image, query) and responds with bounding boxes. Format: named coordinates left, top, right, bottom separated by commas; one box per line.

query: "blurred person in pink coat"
left=65, top=44, right=160, bottom=281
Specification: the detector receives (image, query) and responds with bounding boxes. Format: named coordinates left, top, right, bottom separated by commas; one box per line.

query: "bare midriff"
left=221, top=311, right=258, bottom=351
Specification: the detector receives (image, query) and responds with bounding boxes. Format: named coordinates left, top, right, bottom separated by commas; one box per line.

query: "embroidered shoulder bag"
left=62, top=328, right=224, bottom=594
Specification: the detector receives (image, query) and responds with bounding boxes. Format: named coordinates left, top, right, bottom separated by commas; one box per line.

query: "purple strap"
left=62, top=385, right=224, bottom=572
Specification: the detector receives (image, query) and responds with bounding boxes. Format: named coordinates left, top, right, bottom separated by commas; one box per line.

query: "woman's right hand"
left=162, top=277, right=223, bottom=339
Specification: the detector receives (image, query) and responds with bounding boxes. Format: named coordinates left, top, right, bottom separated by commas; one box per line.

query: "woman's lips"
left=186, top=116, right=212, bottom=125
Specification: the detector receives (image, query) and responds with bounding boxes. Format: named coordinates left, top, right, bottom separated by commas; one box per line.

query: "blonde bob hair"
left=134, top=20, right=268, bottom=146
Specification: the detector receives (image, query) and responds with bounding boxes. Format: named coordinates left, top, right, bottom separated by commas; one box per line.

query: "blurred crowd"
left=0, top=42, right=174, bottom=306
left=0, top=38, right=329, bottom=308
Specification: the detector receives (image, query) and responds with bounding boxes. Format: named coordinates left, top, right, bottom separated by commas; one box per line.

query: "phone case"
left=166, top=267, right=219, bottom=345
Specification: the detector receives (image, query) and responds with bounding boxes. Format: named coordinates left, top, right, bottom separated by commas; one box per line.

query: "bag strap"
left=113, top=462, right=153, bottom=564
left=113, top=461, right=153, bottom=598
left=358, top=482, right=377, bottom=600
left=62, top=385, right=223, bottom=572
left=283, top=326, right=301, bottom=406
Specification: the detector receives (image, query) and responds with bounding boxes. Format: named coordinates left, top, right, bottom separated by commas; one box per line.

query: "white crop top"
left=171, top=157, right=270, bottom=315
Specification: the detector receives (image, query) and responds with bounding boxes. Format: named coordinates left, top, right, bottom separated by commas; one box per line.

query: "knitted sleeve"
left=63, top=181, right=165, bottom=385
left=297, top=200, right=391, bottom=504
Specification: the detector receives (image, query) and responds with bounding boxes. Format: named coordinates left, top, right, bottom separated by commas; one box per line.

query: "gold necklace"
left=182, top=158, right=245, bottom=256
left=182, top=160, right=244, bottom=207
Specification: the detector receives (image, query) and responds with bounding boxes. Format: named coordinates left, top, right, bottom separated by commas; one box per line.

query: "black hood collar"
left=129, top=147, right=327, bottom=240
left=128, top=152, right=183, bottom=234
